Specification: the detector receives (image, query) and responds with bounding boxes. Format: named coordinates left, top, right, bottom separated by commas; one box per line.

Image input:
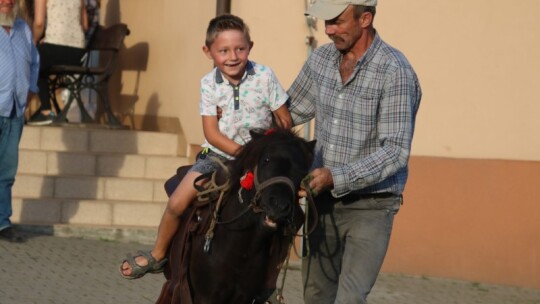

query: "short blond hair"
left=205, top=14, right=251, bottom=48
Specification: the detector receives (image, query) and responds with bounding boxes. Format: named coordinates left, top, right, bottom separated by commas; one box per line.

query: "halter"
left=198, top=158, right=298, bottom=253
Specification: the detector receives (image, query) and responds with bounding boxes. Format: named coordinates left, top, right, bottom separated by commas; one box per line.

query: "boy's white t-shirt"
left=199, top=61, right=289, bottom=159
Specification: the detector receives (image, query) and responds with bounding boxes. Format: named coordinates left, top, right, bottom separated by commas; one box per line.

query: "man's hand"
left=299, top=167, right=333, bottom=198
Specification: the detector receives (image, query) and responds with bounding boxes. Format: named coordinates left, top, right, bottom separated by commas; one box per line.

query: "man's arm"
left=29, top=37, right=40, bottom=93
left=329, top=66, right=421, bottom=197
left=287, top=61, right=316, bottom=126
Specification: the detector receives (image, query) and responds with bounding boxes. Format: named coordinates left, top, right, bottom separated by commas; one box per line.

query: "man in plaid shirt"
left=288, top=1, right=422, bottom=303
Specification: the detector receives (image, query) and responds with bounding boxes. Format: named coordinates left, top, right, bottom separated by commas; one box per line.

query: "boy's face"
left=203, top=29, right=253, bottom=84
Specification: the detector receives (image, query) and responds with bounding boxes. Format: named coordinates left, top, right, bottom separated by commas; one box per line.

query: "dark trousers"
left=37, top=43, right=86, bottom=111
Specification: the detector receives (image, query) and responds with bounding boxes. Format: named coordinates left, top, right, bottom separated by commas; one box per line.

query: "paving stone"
left=1, top=233, right=539, bottom=304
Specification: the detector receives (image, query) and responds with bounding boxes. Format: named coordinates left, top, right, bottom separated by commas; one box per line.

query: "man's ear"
left=360, top=12, right=373, bottom=28
left=202, top=45, right=212, bottom=59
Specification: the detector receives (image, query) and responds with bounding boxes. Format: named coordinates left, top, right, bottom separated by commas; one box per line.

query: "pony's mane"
left=228, top=128, right=308, bottom=183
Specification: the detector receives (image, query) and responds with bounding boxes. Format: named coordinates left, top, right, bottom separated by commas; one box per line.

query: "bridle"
left=196, top=157, right=299, bottom=253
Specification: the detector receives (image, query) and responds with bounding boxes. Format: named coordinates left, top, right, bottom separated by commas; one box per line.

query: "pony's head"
left=230, top=128, right=316, bottom=229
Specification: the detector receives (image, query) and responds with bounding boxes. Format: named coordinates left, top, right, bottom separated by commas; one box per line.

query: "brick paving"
left=1, top=233, right=539, bottom=304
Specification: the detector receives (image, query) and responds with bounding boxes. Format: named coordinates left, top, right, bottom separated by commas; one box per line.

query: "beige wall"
left=383, top=156, right=540, bottom=289
left=103, top=0, right=540, bottom=160
left=101, top=0, right=540, bottom=288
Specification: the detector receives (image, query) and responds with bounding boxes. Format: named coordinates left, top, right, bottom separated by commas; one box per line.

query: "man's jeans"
left=302, top=192, right=402, bottom=304
left=0, top=114, right=24, bottom=230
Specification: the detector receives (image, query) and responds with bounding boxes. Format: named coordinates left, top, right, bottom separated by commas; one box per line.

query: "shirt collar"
left=214, top=60, right=256, bottom=84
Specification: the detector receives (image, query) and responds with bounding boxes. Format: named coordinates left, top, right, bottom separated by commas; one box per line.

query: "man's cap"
left=305, top=0, right=377, bottom=20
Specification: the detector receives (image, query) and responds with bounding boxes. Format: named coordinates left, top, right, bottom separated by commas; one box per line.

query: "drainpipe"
left=304, top=0, right=317, bottom=140
left=216, top=0, right=231, bottom=15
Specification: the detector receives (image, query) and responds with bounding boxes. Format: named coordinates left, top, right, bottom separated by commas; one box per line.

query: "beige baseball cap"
left=305, top=0, right=377, bottom=20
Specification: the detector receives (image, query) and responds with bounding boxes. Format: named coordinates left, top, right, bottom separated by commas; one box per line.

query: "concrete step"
left=13, top=174, right=171, bottom=202
left=13, top=125, right=188, bottom=232
left=18, top=150, right=189, bottom=179
left=12, top=197, right=165, bottom=228
left=21, top=125, right=181, bottom=156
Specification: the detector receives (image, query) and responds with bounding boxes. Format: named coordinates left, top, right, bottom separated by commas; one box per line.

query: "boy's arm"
left=202, top=115, right=242, bottom=156
left=272, top=104, right=292, bottom=129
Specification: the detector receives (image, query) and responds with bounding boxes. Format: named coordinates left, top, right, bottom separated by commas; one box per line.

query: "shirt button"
left=338, top=93, right=344, bottom=99
left=333, top=119, right=338, bottom=124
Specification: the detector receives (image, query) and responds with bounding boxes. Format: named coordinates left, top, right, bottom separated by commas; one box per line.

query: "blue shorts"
left=188, top=150, right=229, bottom=175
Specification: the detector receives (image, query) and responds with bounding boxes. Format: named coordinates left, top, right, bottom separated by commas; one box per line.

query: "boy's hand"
left=272, top=104, right=292, bottom=129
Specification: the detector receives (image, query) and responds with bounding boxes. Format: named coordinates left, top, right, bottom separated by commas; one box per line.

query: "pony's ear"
left=249, top=129, right=265, bottom=140
left=306, top=140, right=317, bottom=153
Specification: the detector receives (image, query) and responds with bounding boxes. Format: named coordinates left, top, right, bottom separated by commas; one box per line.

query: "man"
left=0, top=0, right=39, bottom=242
left=288, top=0, right=421, bottom=303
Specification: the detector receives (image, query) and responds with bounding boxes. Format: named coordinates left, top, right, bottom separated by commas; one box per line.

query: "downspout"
left=304, top=0, right=317, bottom=140
left=216, top=0, right=231, bottom=15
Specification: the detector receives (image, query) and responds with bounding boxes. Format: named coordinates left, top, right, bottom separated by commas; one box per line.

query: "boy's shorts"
left=189, top=149, right=229, bottom=175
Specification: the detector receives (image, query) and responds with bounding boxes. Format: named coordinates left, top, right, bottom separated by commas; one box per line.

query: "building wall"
left=100, top=0, right=540, bottom=288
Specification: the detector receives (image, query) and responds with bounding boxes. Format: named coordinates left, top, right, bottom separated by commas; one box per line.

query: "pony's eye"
left=264, top=157, right=271, bottom=163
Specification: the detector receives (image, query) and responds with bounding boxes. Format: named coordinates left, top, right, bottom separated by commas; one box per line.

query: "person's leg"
left=0, top=114, right=24, bottom=230
left=302, top=194, right=343, bottom=304
left=333, top=196, right=401, bottom=304
left=120, top=171, right=201, bottom=276
left=32, top=44, right=86, bottom=121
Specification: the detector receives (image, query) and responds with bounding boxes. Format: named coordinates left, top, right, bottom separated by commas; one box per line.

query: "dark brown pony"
left=156, top=128, right=315, bottom=304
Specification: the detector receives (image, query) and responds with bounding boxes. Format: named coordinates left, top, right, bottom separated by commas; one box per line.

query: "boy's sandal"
left=120, top=250, right=168, bottom=280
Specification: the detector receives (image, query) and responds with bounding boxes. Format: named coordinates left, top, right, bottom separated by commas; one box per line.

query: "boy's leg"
left=120, top=171, right=201, bottom=276
left=152, top=171, right=201, bottom=260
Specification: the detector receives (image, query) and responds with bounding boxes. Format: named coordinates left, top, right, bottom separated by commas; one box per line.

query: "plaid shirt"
left=288, top=32, right=421, bottom=197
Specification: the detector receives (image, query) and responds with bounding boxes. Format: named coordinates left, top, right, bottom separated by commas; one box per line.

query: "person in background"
left=0, top=0, right=39, bottom=242
left=120, top=14, right=292, bottom=280
left=17, top=0, right=33, bottom=25
left=287, top=0, right=422, bottom=303
left=27, top=0, right=87, bottom=125
left=84, top=0, right=99, bottom=46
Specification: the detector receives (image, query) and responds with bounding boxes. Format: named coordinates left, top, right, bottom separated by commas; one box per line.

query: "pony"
left=156, top=128, right=315, bottom=304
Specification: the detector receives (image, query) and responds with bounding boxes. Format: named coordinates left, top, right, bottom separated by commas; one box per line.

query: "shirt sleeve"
left=287, top=59, right=316, bottom=126
left=330, top=65, right=421, bottom=197
left=29, top=42, right=40, bottom=93
left=266, top=68, right=289, bottom=111
left=200, top=75, right=217, bottom=116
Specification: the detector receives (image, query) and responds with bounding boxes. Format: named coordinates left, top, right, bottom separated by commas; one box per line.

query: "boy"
left=120, top=14, right=291, bottom=279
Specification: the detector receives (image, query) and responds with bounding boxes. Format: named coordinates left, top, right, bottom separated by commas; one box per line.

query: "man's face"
left=0, top=0, right=16, bottom=27
left=324, top=6, right=363, bottom=53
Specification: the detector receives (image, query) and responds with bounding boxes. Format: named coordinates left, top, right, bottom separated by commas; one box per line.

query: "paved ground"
left=1, top=232, right=539, bottom=304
